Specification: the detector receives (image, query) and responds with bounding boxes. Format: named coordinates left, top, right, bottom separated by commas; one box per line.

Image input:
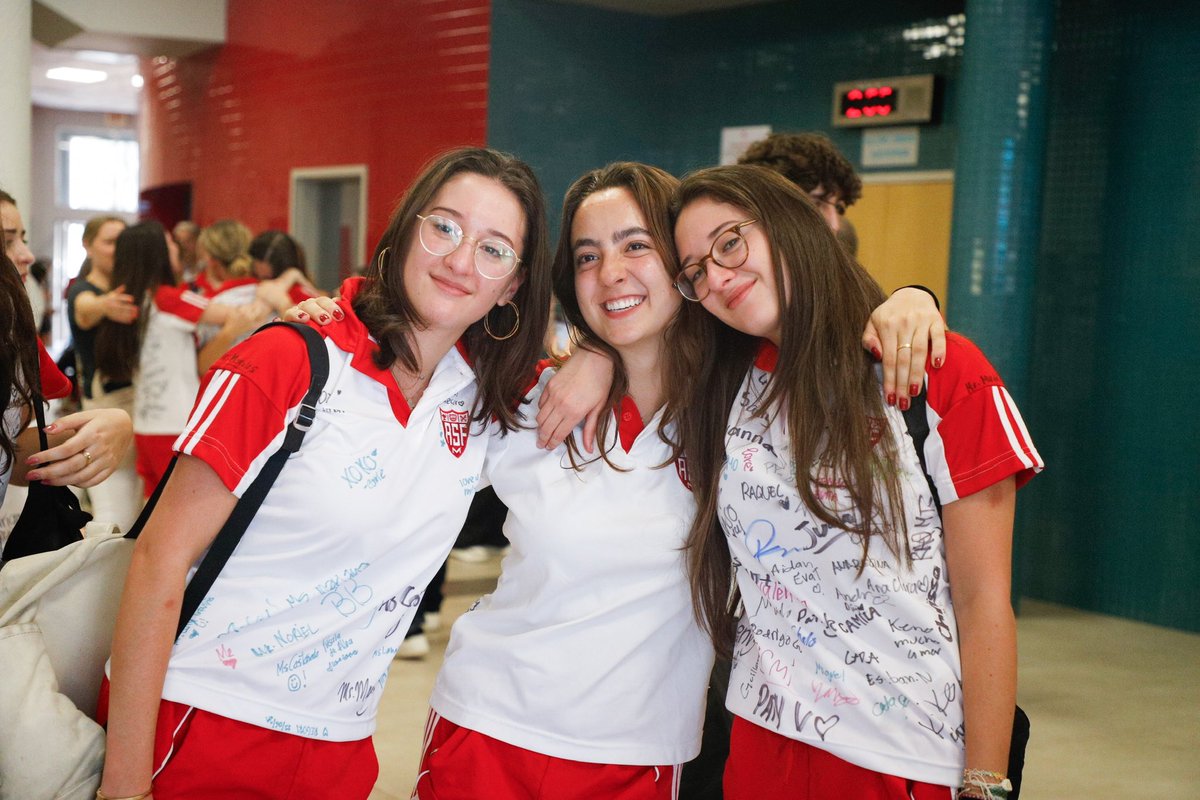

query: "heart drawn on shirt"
left=813, top=714, right=840, bottom=741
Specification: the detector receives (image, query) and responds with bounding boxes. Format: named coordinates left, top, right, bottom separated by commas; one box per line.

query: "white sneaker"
left=449, top=545, right=492, bottom=563
left=396, top=634, right=430, bottom=660
left=423, top=612, right=442, bottom=632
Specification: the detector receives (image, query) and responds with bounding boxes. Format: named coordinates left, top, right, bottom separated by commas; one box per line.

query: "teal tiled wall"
left=1020, top=0, right=1200, bottom=631
left=488, top=0, right=964, bottom=231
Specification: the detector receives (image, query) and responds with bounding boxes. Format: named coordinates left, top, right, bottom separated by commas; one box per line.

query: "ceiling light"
left=47, top=66, right=108, bottom=84
left=131, top=74, right=144, bottom=88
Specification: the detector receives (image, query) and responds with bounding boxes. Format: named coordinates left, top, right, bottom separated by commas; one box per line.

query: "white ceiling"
left=30, top=42, right=141, bottom=114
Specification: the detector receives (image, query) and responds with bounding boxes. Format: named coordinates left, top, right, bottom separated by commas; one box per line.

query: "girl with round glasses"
left=671, top=166, right=1041, bottom=800
left=99, top=147, right=552, bottom=800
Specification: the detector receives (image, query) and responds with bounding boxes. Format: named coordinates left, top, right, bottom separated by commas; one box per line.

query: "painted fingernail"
left=296, top=311, right=309, bottom=321
left=933, top=357, right=944, bottom=368
left=871, top=346, right=882, bottom=361
left=899, top=397, right=910, bottom=411
left=25, top=456, right=39, bottom=466
left=26, top=471, right=40, bottom=481
left=319, top=314, right=331, bottom=324
left=44, top=423, right=58, bottom=433
left=332, top=308, right=345, bottom=320
left=910, top=383, right=920, bottom=396
left=886, top=392, right=896, bottom=406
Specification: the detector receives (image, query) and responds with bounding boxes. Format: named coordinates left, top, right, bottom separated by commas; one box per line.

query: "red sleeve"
left=288, top=284, right=318, bottom=305
left=154, top=284, right=209, bottom=323
left=37, top=340, right=72, bottom=400
left=173, top=325, right=315, bottom=493
left=922, top=333, right=1044, bottom=503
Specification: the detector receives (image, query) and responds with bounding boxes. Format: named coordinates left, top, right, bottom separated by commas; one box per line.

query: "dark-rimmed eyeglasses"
left=808, top=192, right=847, bottom=216
left=673, top=219, right=757, bottom=302
left=416, top=213, right=520, bottom=280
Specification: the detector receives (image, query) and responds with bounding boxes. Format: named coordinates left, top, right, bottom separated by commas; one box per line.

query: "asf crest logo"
left=675, top=455, right=692, bottom=491
left=440, top=407, right=469, bottom=458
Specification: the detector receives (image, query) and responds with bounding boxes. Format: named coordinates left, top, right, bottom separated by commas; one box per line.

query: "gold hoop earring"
left=376, top=246, right=391, bottom=276
left=483, top=301, right=520, bottom=341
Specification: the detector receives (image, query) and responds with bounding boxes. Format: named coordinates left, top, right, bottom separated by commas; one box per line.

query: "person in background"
left=249, top=229, right=323, bottom=302
left=94, top=221, right=271, bottom=495
left=59, top=212, right=144, bottom=531
left=738, top=131, right=860, bottom=234
left=171, top=221, right=200, bottom=282
left=1, top=212, right=133, bottom=532
left=194, top=219, right=303, bottom=372
left=671, top=165, right=1038, bottom=800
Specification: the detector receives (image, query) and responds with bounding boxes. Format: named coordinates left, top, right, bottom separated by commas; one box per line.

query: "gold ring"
left=83, top=450, right=93, bottom=465
left=897, top=343, right=913, bottom=350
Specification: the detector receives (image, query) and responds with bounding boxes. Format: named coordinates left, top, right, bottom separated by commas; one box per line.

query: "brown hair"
left=352, top=147, right=552, bottom=432
left=738, top=132, right=863, bottom=206
left=671, top=165, right=906, bottom=656
left=82, top=215, right=125, bottom=247
left=551, top=162, right=710, bottom=468
left=0, top=250, right=39, bottom=473
left=95, top=221, right=175, bottom=384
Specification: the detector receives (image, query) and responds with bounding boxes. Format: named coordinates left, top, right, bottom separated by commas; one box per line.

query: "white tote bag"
left=0, top=530, right=132, bottom=800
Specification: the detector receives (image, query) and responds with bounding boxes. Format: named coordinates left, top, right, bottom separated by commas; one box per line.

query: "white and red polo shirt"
left=132, top=285, right=209, bottom=435
left=722, top=332, right=1042, bottom=787
left=430, top=368, right=713, bottom=766
left=193, top=275, right=262, bottom=349
left=159, top=281, right=487, bottom=741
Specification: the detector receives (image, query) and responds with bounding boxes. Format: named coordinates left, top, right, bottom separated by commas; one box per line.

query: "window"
left=57, top=132, right=139, bottom=213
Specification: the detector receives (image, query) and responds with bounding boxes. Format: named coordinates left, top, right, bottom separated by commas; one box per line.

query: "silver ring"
left=897, top=343, right=913, bottom=350
left=83, top=450, right=93, bottom=465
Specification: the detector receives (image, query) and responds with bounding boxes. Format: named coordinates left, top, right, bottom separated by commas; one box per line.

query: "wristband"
left=895, top=284, right=941, bottom=311
left=97, top=788, right=153, bottom=800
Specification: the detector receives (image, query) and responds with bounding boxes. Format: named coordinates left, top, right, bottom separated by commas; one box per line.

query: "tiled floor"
left=369, top=556, right=1200, bottom=799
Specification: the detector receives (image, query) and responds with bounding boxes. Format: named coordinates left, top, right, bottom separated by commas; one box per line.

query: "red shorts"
left=723, top=716, right=954, bottom=800
left=97, top=678, right=378, bottom=799
left=412, top=711, right=680, bottom=800
left=134, top=433, right=176, bottom=497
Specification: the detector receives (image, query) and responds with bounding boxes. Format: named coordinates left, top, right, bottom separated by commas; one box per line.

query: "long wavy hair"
left=671, top=165, right=908, bottom=656
left=94, top=221, right=175, bottom=384
left=552, top=162, right=709, bottom=469
left=1, top=248, right=39, bottom=473
left=352, top=147, right=552, bottom=432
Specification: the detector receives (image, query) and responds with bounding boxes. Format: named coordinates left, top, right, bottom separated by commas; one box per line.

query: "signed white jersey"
left=722, top=333, right=1041, bottom=786
left=159, top=282, right=487, bottom=741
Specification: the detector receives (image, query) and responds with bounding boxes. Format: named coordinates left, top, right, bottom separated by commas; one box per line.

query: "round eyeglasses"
left=416, top=213, right=521, bottom=280
left=672, top=219, right=757, bottom=302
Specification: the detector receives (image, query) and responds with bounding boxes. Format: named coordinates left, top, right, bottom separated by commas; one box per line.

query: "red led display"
left=840, top=84, right=897, bottom=120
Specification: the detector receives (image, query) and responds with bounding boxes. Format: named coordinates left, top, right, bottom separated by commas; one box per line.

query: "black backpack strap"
left=174, top=321, right=328, bottom=639
left=899, top=392, right=942, bottom=516
left=117, top=322, right=327, bottom=638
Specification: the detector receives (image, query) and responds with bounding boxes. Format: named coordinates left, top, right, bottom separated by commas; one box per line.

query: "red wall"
left=139, top=0, right=490, bottom=250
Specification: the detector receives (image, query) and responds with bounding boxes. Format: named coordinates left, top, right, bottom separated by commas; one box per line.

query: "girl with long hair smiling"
left=671, top=165, right=1041, bottom=800
left=99, top=148, right=551, bottom=800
